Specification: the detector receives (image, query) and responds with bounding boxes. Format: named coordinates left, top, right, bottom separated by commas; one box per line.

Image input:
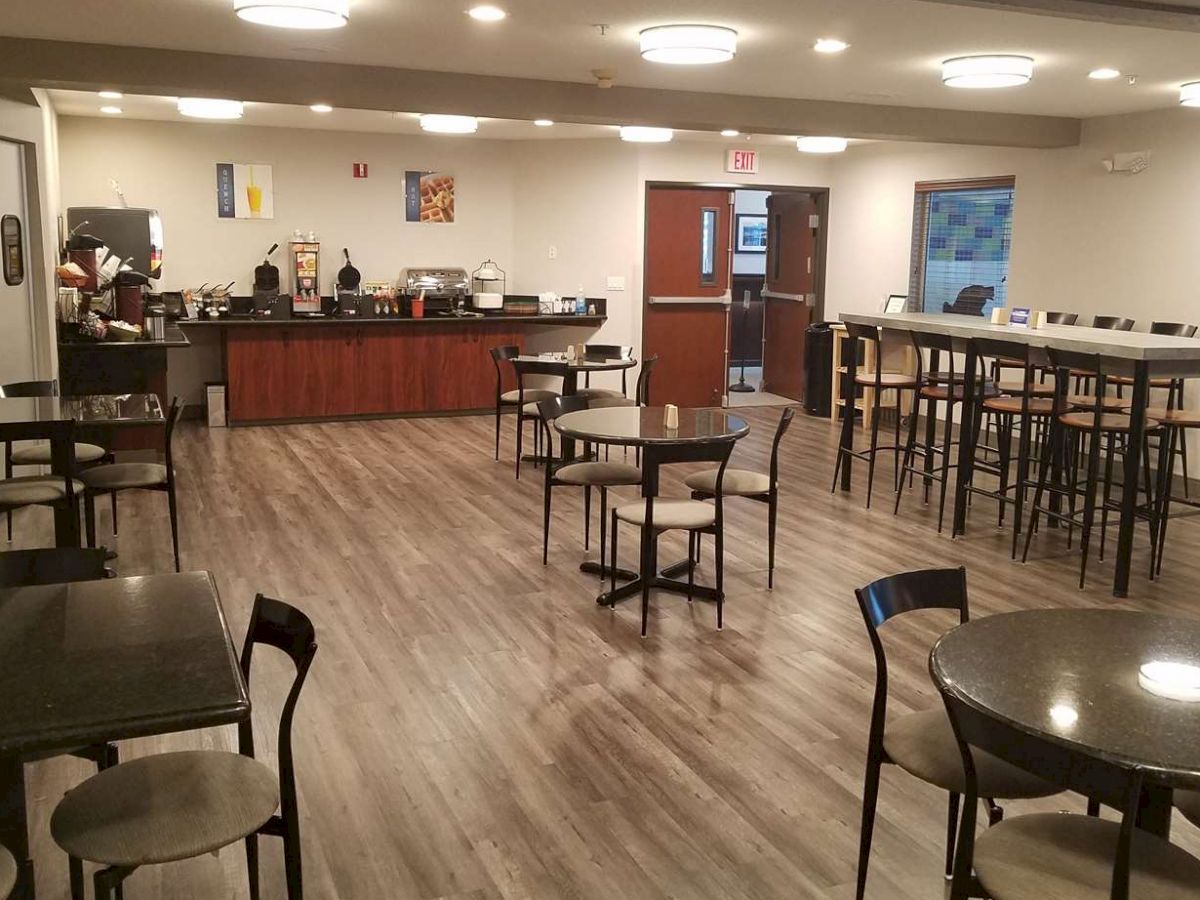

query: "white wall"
left=58, top=117, right=519, bottom=296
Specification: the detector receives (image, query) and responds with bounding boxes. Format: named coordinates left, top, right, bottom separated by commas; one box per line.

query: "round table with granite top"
left=931, top=608, right=1200, bottom=836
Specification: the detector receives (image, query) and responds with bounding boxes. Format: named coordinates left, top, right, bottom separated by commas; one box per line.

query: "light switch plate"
left=548, top=245, right=558, bottom=260
left=606, top=275, right=626, bottom=291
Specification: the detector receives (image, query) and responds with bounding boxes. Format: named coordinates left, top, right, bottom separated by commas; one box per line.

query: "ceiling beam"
left=915, top=0, right=1200, bottom=31
left=0, top=37, right=1081, bottom=149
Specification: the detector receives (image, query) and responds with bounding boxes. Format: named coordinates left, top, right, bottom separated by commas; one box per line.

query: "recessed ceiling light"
left=98, top=91, right=123, bottom=100
left=942, top=55, right=1034, bottom=89
left=233, top=0, right=348, bottom=30
left=310, top=103, right=334, bottom=113
left=639, top=25, right=737, bottom=65
left=100, top=106, right=123, bottom=115
left=797, top=136, right=848, bottom=153
left=420, top=114, right=479, bottom=134
left=1088, top=67, right=1121, bottom=80
left=721, top=129, right=740, bottom=137
left=177, top=98, right=245, bottom=120
left=467, top=4, right=506, bottom=21
left=814, top=38, right=849, bottom=54
left=619, top=126, right=674, bottom=143
left=1181, top=82, right=1200, bottom=107
left=534, top=119, right=554, bottom=127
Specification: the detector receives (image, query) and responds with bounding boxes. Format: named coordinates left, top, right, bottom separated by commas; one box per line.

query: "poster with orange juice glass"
left=216, top=163, right=274, bottom=219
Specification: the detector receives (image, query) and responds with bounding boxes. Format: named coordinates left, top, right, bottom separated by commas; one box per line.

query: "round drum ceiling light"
left=310, top=103, right=333, bottom=113
left=98, top=91, right=123, bottom=100
left=619, top=126, right=674, bottom=143
left=100, top=106, right=123, bottom=115
left=813, top=38, right=849, bottom=54
left=1088, top=67, right=1120, bottom=80
left=1181, top=82, right=1200, bottom=107
left=467, top=5, right=506, bottom=21
left=797, top=136, right=848, bottom=153
left=942, top=55, right=1033, bottom=88
left=639, top=25, right=737, bottom=65
left=533, top=119, right=554, bottom=127
left=233, top=0, right=349, bottom=29
left=177, top=98, right=245, bottom=119
left=419, top=114, right=479, bottom=134
left=721, top=129, right=740, bottom=137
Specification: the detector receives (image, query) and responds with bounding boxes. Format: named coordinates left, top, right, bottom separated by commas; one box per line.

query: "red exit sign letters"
left=725, top=149, right=758, bottom=175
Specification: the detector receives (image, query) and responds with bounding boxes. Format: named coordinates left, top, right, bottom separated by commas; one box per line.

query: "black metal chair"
left=52, top=593, right=318, bottom=900
left=537, top=395, right=641, bottom=575
left=0, top=548, right=108, bottom=587
left=1, top=379, right=111, bottom=543
left=853, top=567, right=1059, bottom=899
left=489, top=346, right=558, bottom=464
left=940, top=676, right=1200, bottom=899
left=1068, top=317, right=1137, bottom=394
left=576, top=344, right=634, bottom=400
left=688, top=407, right=794, bottom=587
left=0, top=419, right=83, bottom=548
left=830, top=323, right=920, bottom=509
left=612, top=438, right=734, bottom=637
left=80, top=398, right=184, bottom=571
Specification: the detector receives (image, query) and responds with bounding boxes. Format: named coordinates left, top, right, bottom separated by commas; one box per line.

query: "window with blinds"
left=908, top=176, right=1015, bottom=317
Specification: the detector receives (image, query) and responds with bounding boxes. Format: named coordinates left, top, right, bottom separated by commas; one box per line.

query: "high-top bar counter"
left=181, top=311, right=607, bottom=425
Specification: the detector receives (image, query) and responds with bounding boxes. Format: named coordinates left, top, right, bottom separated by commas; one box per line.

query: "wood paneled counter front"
left=182, top=315, right=606, bottom=424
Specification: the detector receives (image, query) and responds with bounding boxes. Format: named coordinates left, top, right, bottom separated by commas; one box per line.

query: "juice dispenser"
left=290, top=237, right=321, bottom=315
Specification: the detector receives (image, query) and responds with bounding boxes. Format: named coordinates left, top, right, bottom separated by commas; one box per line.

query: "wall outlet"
left=606, top=275, right=626, bottom=291
left=548, top=245, right=558, bottom=260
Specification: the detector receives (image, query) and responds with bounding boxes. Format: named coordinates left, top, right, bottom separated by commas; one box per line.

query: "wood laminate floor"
left=12, top=407, right=1200, bottom=899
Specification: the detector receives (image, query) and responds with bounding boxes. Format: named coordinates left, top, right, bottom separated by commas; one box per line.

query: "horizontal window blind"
left=908, top=178, right=1015, bottom=317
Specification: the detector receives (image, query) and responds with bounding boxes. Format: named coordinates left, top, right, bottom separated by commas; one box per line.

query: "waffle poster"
left=405, top=171, right=455, bottom=223
left=216, top=163, right=274, bottom=219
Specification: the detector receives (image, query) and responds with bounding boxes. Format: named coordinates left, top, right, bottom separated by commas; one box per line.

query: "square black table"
left=0, top=571, right=250, bottom=899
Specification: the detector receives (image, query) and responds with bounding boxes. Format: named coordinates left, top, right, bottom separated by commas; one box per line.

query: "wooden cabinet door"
left=227, top=329, right=290, bottom=422
left=355, top=326, right=426, bottom=415
left=283, top=327, right=357, bottom=419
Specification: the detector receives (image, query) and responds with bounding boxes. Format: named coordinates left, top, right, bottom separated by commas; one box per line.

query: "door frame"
left=640, top=181, right=831, bottom=407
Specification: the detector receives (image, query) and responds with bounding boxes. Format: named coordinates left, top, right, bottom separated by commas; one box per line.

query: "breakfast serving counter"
left=181, top=313, right=607, bottom=424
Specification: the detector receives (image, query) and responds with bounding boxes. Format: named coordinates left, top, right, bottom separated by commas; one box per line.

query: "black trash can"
left=804, top=322, right=833, bottom=417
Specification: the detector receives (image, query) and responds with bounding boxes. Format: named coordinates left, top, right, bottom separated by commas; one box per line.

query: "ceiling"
left=5, top=0, right=1200, bottom=120
left=49, top=89, right=818, bottom=145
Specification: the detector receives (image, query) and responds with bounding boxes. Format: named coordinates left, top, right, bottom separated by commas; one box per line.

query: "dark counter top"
left=178, top=314, right=605, bottom=327
left=59, top=325, right=191, bottom=349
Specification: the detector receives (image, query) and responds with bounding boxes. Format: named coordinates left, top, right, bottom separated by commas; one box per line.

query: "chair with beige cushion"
left=52, top=593, right=317, bottom=900
left=687, top=407, right=794, bottom=588
left=611, top=436, right=734, bottom=637
left=575, top=344, right=633, bottom=400
left=2, top=379, right=110, bottom=542
left=538, top=396, right=641, bottom=576
left=0, top=844, right=14, bottom=900
left=853, top=568, right=1060, bottom=899
left=941, top=668, right=1200, bottom=900
left=80, top=398, right=183, bottom=571
left=0, top=419, right=85, bottom=545
left=489, top=345, right=559, bottom=465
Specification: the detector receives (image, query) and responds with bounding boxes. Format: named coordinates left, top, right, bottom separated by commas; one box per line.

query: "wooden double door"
left=761, top=192, right=818, bottom=402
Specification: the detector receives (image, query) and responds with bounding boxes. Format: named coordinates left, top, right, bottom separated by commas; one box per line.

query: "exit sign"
left=725, top=149, right=758, bottom=174
left=353, top=162, right=369, bottom=178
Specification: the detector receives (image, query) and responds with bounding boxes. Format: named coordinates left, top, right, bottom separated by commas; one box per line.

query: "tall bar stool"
left=968, top=338, right=1058, bottom=557
left=489, top=346, right=559, bottom=465
left=2, top=379, right=110, bottom=542
left=1112, top=322, right=1198, bottom=497
left=853, top=567, right=1059, bottom=899
left=687, top=407, right=794, bottom=588
left=537, top=395, right=641, bottom=575
left=1143, top=404, right=1200, bottom=577
left=895, top=331, right=997, bottom=532
left=1022, top=350, right=1164, bottom=588
left=829, top=323, right=920, bottom=508
left=575, top=344, right=633, bottom=400
left=990, top=311, right=1077, bottom=383
left=1068, top=316, right=1135, bottom=394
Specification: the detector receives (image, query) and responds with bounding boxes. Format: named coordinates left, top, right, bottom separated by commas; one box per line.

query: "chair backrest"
left=238, top=594, right=318, bottom=833
left=939, top=684, right=1147, bottom=900
left=163, top=398, right=184, bottom=482
left=1150, top=321, right=1198, bottom=338
left=634, top=355, right=659, bottom=406
left=489, top=345, right=519, bottom=389
left=971, top=336, right=1047, bottom=397
left=910, top=330, right=955, bottom=385
left=0, top=380, right=58, bottom=399
left=1045, top=311, right=1078, bottom=325
left=0, top=419, right=77, bottom=508
left=537, top=394, right=591, bottom=465
left=640, top=437, right=735, bottom=528
left=0, top=547, right=108, bottom=587
left=855, top=567, right=968, bottom=768
left=768, top=407, right=796, bottom=488
left=1092, top=315, right=1135, bottom=332
left=584, top=344, right=632, bottom=360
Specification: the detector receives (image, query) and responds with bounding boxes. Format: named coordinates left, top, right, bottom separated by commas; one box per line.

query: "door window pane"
left=700, top=207, right=718, bottom=285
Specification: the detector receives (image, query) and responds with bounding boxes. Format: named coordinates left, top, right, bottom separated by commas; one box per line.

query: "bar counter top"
left=59, top=324, right=191, bottom=349
left=179, top=313, right=605, bottom=327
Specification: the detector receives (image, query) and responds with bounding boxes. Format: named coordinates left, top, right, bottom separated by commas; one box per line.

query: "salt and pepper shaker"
left=664, top=404, right=679, bottom=429
left=565, top=344, right=577, bottom=362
